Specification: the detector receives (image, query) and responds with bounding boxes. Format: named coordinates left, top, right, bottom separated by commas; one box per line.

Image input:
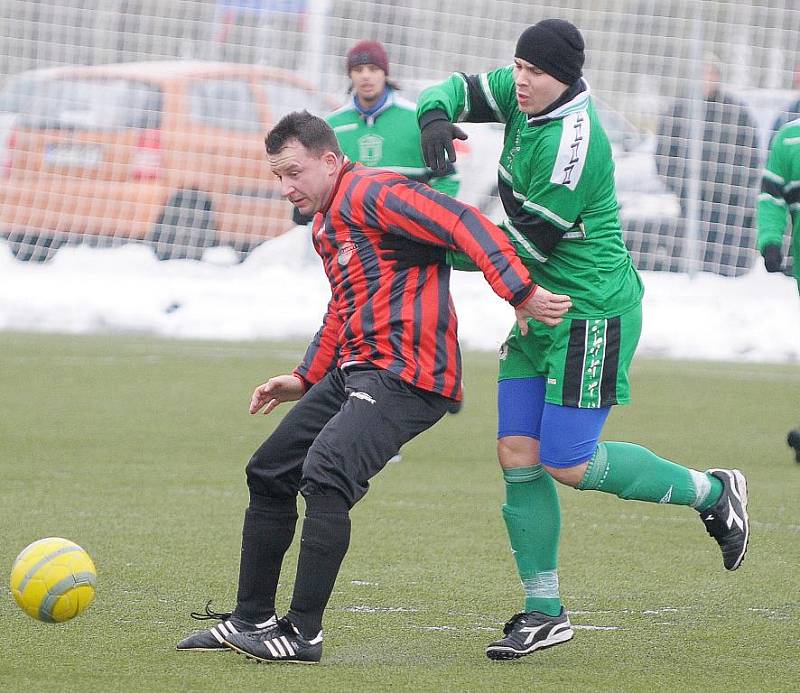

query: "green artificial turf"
left=1, top=333, right=797, bottom=692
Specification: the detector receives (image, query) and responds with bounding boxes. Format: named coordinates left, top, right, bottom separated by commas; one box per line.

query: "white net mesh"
left=0, top=0, right=797, bottom=275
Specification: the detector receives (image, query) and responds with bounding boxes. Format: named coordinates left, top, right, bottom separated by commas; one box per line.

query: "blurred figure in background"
left=656, top=54, right=761, bottom=276
left=327, top=40, right=460, bottom=197
left=757, top=116, right=800, bottom=463
left=769, top=64, right=800, bottom=146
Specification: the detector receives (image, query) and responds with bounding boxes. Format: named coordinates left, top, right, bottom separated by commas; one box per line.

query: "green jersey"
left=327, top=89, right=459, bottom=197
left=758, top=118, right=800, bottom=289
left=417, top=66, right=643, bottom=318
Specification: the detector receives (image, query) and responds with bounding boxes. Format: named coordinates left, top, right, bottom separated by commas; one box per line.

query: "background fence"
left=1, top=0, right=798, bottom=274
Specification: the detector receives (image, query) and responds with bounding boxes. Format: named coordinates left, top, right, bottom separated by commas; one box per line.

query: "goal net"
left=0, top=0, right=797, bottom=277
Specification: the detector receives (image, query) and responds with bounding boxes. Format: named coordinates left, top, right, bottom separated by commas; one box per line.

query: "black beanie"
left=515, top=19, right=585, bottom=86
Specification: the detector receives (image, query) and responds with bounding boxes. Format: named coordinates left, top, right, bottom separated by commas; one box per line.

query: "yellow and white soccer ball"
left=10, top=537, right=97, bottom=623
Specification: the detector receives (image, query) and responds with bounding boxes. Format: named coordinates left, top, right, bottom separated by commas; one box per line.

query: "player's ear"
left=322, top=151, right=339, bottom=174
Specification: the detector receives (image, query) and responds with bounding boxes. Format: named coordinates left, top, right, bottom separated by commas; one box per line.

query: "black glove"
left=420, top=110, right=468, bottom=176
left=379, top=234, right=446, bottom=270
left=762, top=244, right=783, bottom=272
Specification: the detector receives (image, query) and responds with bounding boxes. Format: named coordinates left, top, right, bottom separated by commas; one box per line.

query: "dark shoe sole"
left=485, top=628, right=574, bottom=660
left=725, top=469, right=749, bottom=571
left=224, top=640, right=320, bottom=664
left=708, top=468, right=750, bottom=571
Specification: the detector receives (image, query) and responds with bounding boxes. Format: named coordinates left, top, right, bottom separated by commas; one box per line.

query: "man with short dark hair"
left=176, top=110, right=571, bottom=663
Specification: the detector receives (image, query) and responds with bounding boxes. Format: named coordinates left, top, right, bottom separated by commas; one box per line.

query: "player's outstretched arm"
left=515, top=286, right=572, bottom=333
left=249, top=374, right=305, bottom=416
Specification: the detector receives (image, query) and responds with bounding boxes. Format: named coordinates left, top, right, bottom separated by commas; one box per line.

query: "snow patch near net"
left=1, top=227, right=797, bottom=363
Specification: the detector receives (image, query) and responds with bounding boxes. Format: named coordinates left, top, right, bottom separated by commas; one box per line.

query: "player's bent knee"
left=247, top=489, right=297, bottom=515
left=245, top=451, right=302, bottom=499
left=541, top=460, right=588, bottom=487
left=497, top=435, right=541, bottom=469
left=302, top=490, right=351, bottom=514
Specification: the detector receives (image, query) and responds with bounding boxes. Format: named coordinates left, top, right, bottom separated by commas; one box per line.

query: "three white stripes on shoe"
left=210, top=617, right=276, bottom=645
left=263, top=635, right=296, bottom=658
left=210, top=621, right=238, bottom=644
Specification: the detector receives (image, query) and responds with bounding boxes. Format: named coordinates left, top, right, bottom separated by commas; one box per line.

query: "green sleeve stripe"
left=454, top=72, right=470, bottom=122
left=758, top=192, right=787, bottom=206
left=762, top=169, right=785, bottom=185
left=479, top=72, right=505, bottom=123
left=784, top=179, right=800, bottom=193
left=504, top=219, right=548, bottom=262
left=498, top=164, right=512, bottom=185
left=521, top=198, right=573, bottom=230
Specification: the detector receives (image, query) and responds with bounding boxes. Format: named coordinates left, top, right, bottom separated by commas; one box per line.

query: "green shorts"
left=498, top=302, right=642, bottom=408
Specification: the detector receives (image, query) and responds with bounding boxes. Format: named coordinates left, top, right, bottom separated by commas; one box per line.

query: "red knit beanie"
left=346, top=40, right=389, bottom=75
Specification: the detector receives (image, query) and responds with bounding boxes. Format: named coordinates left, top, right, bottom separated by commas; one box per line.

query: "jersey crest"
left=358, top=134, right=384, bottom=166
left=337, top=241, right=358, bottom=266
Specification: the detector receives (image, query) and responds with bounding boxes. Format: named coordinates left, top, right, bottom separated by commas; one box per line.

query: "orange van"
left=0, top=61, right=334, bottom=260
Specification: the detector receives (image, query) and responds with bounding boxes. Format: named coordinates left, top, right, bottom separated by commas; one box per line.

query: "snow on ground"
left=0, top=227, right=797, bottom=363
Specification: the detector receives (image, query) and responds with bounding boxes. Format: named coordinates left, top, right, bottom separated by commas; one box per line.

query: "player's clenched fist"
left=249, top=374, right=305, bottom=415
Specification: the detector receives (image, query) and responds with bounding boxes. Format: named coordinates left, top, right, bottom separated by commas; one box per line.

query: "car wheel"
left=148, top=190, right=217, bottom=261
left=6, top=230, right=62, bottom=262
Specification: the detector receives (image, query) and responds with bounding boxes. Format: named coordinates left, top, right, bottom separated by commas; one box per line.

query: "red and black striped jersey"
left=293, top=163, right=534, bottom=400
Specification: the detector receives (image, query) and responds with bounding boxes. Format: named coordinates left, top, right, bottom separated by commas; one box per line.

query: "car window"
left=3, top=77, right=162, bottom=130
left=260, top=81, right=327, bottom=120
left=187, top=79, right=262, bottom=131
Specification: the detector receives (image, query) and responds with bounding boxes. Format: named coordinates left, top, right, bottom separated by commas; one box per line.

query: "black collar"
left=526, top=79, right=587, bottom=126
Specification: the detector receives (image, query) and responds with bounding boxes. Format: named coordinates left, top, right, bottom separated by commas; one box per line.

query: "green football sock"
left=501, top=465, right=562, bottom=617
left=577, top=442, right=723, bottom=511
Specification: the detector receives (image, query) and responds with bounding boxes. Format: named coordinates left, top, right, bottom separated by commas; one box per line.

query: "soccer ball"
left=10, top=537, right=97, bottom=623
